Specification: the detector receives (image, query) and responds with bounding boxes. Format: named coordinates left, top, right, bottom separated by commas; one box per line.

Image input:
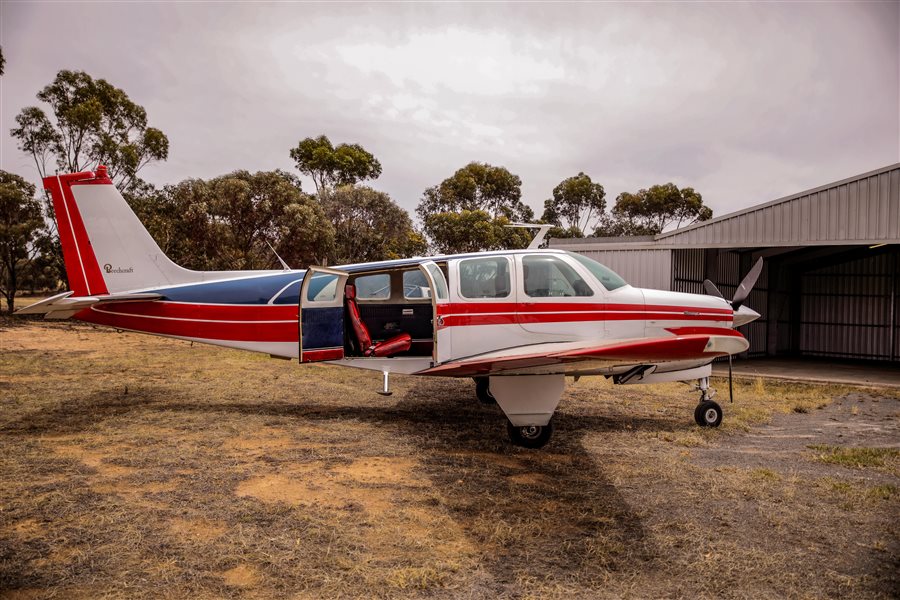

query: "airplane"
left=18, top=165, right=763, bottom=448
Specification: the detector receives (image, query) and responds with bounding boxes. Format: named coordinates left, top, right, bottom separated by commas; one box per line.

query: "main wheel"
left=694, top=400, right=723, bottom=427
left=507, top=420, right=553, bottom=449
left=475, top=377, right=496, bottom=404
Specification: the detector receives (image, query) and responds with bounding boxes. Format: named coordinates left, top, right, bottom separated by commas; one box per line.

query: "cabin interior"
left=341, top=263, right=448, bottom=358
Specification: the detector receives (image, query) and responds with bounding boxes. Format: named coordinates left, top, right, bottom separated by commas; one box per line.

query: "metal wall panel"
left=574, top=249, right=673, bottom=290
left=799, top=249, right=898, bottom=361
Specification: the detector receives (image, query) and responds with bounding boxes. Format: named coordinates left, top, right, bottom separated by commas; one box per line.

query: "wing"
left=15, top=291, right=163, bottom=320
left=418, top=328, right=748, bottom=377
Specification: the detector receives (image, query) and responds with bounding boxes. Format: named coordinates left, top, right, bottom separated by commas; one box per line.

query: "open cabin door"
left=418, top=261, right=452, bottom=364
left=299, top=266, right=349, bottom=363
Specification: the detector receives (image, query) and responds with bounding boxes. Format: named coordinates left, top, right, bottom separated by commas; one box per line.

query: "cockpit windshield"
left=567, top=252, right=628, bottom=291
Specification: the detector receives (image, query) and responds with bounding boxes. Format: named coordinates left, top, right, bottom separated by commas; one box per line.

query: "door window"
left=306, top=272, right=339, bottom=302
left=522, top=255, right=594, bottom=298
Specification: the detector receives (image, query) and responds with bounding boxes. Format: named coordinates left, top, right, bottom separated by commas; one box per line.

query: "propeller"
left=702, top=257, right=763, bottom=310
left=702, top=257, right=763, bottom=404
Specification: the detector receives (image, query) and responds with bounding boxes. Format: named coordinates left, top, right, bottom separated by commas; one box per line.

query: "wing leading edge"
left=418, top=329, right=748, bottom=377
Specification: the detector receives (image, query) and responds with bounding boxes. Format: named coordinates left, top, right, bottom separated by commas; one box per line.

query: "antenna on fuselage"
left=266, top=241, right=291, bottom=271
left=505, top=223, right=553, bottom=249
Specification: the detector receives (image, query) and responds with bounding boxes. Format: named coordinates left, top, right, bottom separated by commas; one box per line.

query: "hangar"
left=551, top=163, right=900, bottom=363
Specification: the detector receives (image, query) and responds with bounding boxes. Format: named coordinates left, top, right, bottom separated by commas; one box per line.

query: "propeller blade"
left=732, top=257, right=764, bottom=309
left=703, top=279, right=725, bottom=299
left=728, top=354, right=733, bottom=403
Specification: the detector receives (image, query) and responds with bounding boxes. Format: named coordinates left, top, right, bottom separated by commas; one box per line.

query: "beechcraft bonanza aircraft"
left=19, top=166, right=764, bottom=448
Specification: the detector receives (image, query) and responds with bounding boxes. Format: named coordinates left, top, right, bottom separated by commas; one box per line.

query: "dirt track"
left=1, top=320, right=898, bottom=599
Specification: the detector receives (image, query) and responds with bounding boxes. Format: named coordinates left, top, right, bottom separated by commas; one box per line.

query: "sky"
left=1, top=2, right=898, bottom=225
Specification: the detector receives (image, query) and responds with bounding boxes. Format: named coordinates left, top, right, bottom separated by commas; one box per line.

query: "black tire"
left=475, top=377, right=496, bottom=404
left=694, top=400, right=723, bottom=427
left=507, top=419, right=553, bottom=449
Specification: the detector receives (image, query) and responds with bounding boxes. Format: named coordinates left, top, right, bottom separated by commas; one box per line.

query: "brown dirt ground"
left=1, top=319, right=898, bottom=599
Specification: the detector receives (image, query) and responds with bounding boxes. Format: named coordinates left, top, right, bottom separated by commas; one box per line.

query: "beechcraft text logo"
left=103, top=264, right=134, bottom=274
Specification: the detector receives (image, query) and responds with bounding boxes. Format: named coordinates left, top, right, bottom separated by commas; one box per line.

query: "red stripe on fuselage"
left=98, top=301, right=298, bottom=321
left=77, top=302, right=298, bottom=342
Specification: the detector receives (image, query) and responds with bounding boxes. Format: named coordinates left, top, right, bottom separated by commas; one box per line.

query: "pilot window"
left=354, top=273, right=391, bottom=300
left=459, top=257, right=511, bottom=299
left=522, top=255, right=594, bottom=298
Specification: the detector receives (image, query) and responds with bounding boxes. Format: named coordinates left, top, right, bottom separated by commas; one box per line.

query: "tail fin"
left=44, top=166, right=198, bottom=295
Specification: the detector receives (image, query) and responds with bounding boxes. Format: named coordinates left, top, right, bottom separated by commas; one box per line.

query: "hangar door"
left=799, top=249, right=899, bottom=362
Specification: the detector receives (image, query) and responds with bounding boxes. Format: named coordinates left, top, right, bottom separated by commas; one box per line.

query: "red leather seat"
left=345, top=284, right=412, bottom=357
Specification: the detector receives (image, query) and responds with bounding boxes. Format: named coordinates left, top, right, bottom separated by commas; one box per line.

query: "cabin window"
left=354, top=273, right=391, bottom=300
left=523, top=255, right=594, bottom=298
left=403, top=270, right=431, bottom=299
left=459, top=257, right=511, bottom=299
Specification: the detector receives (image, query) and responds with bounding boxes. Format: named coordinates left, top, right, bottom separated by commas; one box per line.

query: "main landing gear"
left=474, top=377, right=496, bottom=404
left=694, top=376, right=723, bottom=427
left=474, top=375, right=564, bottom=449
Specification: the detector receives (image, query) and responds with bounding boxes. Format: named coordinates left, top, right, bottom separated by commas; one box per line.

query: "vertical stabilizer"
left=44, top=166, right=199, bottom=295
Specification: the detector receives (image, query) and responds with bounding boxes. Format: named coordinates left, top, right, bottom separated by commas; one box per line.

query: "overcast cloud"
left=1, top=2, right=897, bottom=223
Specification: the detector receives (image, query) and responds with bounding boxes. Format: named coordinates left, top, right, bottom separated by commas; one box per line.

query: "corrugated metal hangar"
left=551, top=163, right=900, bottom=363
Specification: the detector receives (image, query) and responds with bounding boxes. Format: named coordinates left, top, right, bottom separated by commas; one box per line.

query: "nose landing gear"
left=694, top=376, right=723, bottom=427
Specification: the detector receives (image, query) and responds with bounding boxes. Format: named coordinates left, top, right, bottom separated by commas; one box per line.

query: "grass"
left=1, top=320, right=899, bottom=599
left=809, top=444, right=900, bottom=470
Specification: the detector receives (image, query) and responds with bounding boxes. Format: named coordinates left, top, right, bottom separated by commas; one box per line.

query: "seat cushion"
left=368, top=333, right=412, bottom=358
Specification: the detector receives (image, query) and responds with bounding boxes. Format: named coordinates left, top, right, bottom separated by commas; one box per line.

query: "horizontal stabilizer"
left=15, top=291, right=162, bottom=319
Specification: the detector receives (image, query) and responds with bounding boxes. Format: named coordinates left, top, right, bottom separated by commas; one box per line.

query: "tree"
left=417, top=162, right=532, bottom=221
left=421, top=210, right=532, bottom=254
left=1, top=46, right=5, bottom=76
left=416, top=162, right=534, bottom=252
left=289, top=135, right=382, bottom=194
left=134, top=170, right=334, bottom=271
left=320, top=185, right=426, bottom=264
left=0, top=171, right=45, bottom=313
left=10, top=70, right=169, bottom=193
left=540, top=172, right=606, bottom=238
left=602, top=183, right=712, bottom=235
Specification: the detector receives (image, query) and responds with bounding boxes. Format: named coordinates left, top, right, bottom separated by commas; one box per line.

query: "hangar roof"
left=552, top=163, right=900, bottom=250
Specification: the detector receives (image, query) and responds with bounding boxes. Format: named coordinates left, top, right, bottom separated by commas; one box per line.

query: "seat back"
left=344, top=285, right=372, bottom=350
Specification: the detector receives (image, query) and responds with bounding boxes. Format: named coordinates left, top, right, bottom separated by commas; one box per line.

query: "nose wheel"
left=694, top=376, right=723, bottom=427
left=507, top=419, right=553, bottom=449
left=694, top=400, right=722, bottom=427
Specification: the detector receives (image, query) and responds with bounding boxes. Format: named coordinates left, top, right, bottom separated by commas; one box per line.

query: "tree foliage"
left=417, top=162, right=532, bottom=220
left=421, top=211, right=532, bottom=254
left=541, top=172, right=606, bottom=238
left=130, top=171, right=334, bottom=271
left=600, top=183, right=712, bottom=236
left=10, top=70, right=169, bottom=193
left=321, top=185, right=426, bottom=265
left=417, top=162, right=533, bottom=253
left=0, top=171, right=46, bottom=312
left=289, top=135, right=382, bottom=194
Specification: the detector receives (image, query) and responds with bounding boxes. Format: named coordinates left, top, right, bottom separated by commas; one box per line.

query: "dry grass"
left=1, top=320, right=898, bottom=599
left=808, top=444, right=900, bottom=472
